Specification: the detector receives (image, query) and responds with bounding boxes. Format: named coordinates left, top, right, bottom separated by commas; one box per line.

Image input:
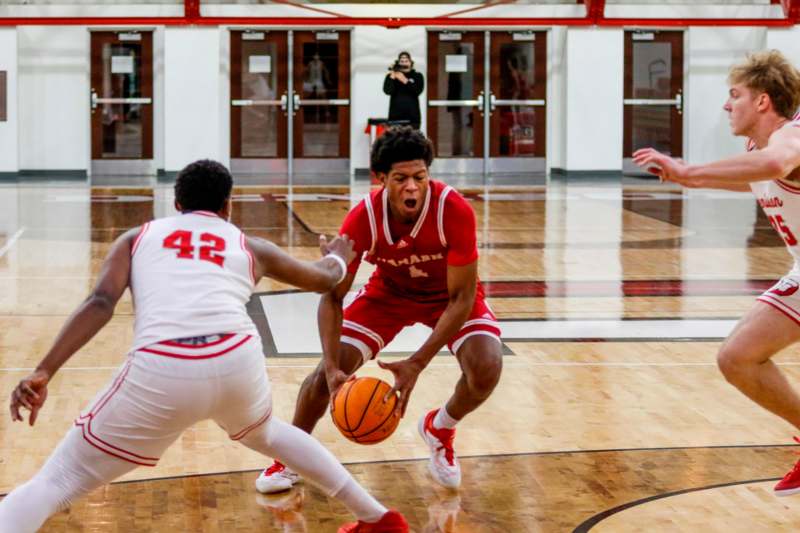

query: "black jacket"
left=383, top=70, right=424, bottom=125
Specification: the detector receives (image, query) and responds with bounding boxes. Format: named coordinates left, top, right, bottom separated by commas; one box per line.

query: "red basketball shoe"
left=775, top=437, right=800, bottom=497
left=418, top=409, right=461, bottom=488
left=337, top=509, right=409, bottom=533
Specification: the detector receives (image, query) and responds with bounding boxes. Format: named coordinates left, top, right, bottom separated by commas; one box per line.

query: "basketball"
left=331, top=377, right=400, bottom=445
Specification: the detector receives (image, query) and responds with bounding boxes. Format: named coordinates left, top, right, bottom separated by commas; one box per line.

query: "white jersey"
left=749, top=113, right=800, bottom=273
left=129, top=211, right=257, bottom=351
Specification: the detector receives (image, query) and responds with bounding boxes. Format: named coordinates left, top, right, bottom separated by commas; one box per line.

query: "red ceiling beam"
left=0, top=13, right=797, bottom=28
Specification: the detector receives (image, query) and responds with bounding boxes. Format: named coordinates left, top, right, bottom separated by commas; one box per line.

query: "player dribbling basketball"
left=257, top=127, right=503, bottom=493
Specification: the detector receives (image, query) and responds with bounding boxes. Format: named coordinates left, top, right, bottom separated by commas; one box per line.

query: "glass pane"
left=100, top=43, right=143, bottom=158
left=631, top=106, right=672, bottom=154
left=497, top=107, right=538, bottom=156
left=632, top=42, right=671, bottom=99
left=240, top=41, right=278, bottom=157
left=300, top=41, right=340, bottom=157
left=437, top=41, right=475, bottom=157
left=499, top=42, right=535, bottom=99
left=301, top=42, right=338, bottom=99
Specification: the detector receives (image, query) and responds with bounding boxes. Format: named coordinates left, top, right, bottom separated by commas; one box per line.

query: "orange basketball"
left=331, top=376, right=400, bottom=445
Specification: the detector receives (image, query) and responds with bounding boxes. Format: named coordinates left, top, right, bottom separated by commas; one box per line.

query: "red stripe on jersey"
left=231, top=407, right=273, bottom=441
left=76, top=422, right=157, bottom=466
left=758, top=295, right=800, bottom=328
left=774, top=179, right=800, bottom=194
left=87, top=360, right=132, bottom=418
left=159, top=333, right=235, bottom=349
left=131, top=222, right=151, bottom=257
left=79, top=419, right=160, bottom=462
left=140, top=334, right=252, bottom=359
left=240, top=233, right=256, bottom=285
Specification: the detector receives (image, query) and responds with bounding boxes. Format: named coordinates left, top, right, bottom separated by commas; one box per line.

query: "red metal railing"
left=0, top=0, right=796, bottom=27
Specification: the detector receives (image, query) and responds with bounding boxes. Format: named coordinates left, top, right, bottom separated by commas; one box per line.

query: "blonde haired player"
left=0, top=160, right=407, bottom=532
left=633, top=50, right=800, bottom=496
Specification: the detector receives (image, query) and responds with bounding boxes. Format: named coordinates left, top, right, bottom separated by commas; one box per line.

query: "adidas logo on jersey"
left=396, top=240, right=409, bottom=249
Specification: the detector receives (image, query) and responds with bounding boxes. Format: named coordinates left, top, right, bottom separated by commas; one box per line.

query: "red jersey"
left=340, top=179, right=481, bottom=302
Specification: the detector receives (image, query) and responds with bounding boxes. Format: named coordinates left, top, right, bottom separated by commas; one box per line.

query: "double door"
left=230, top=30, right=350, bottom=179
left=427, top=30, right=547, bottom=176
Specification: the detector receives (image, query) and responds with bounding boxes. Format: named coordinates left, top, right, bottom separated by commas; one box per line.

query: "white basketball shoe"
left=255, top=461, right=301, bottom=494
left=418, top=409, right=461, bottom=488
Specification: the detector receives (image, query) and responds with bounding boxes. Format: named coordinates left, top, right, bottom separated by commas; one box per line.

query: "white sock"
left=333, top=477, right=387, bottom=523
left=432, top=406, right=459, bottom=430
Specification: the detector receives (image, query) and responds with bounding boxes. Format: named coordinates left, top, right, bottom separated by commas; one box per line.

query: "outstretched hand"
left=632, top=148, right=691, bottom=186
left=377, top=358, right=422, bottom=418
left=319, top=234, right=356, bottom=266
left=9, top=369, right=50, bottom=426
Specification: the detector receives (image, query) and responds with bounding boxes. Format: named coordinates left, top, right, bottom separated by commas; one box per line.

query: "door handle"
left=92, top=97, right=152, bottom=105
left=295, top=98, right=350, bottom=105
left=675, top=91, right=683, bottom=115
left=232, top=99, right=283, bottom=106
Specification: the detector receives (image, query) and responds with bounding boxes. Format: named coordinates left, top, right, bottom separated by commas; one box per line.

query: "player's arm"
left=379, top=261, right=477, bottom=417
left=318, top=271, right=358, bottom=396
left=246, top=235, right=354, bottom=293
left=634, top=127, right=800, bottom=189
left=9, top=228, right=137, bottom=426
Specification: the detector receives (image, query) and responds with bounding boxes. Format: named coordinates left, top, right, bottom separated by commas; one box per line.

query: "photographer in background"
left=383, top=51, right=424, bottom=130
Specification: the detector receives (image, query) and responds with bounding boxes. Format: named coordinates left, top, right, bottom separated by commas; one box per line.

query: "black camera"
left=389, top=61, right=402, bottom=72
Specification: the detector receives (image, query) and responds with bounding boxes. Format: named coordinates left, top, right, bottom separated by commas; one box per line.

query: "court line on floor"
left=6, top=443, right=786, bottom=496
left=572, top=476, right=781, bottom=532
left=0, top=227, right=25, bottom=258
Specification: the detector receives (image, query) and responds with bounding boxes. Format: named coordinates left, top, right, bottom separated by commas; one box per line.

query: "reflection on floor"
left=40, top=446, right=800, bottom=532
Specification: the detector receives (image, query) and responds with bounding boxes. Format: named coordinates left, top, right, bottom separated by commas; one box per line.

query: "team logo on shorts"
left=770, top=278, right=800, bottom=297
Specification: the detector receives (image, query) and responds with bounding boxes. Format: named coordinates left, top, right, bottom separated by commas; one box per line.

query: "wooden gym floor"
left=2, top=177, right=800, bottom=531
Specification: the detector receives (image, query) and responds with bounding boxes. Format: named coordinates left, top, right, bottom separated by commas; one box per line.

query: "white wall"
left=153, top=28, right=165, bottom=172
left=350, top=26, right=426, bottom=173
left=564, top=28, right=624, bottom=171
left=685, top=27, right=766, bottom=165
left=547, top=26, right=568, bottom=172
left=18, top=26, right=89, bottom=171
left=0, top=29, right=18, bottom=173
left=164, top=27, right=223, bottom=172
left=766, top=26, right=800, bottom=83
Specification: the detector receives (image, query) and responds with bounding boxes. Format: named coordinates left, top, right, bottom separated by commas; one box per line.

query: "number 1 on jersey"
left=163, top=230, right=226, bottom=267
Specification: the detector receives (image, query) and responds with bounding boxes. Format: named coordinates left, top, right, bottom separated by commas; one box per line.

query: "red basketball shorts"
left=341, top=284, right=502, bottom=362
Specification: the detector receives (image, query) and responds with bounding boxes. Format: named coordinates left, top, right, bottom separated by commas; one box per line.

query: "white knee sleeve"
left=241, top=417, right=351, bottom=496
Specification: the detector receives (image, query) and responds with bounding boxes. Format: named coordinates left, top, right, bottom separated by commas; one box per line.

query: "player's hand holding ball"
left=377, top=357, right=423, bottom=418
left=325, top=368, right=351, bottom=399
